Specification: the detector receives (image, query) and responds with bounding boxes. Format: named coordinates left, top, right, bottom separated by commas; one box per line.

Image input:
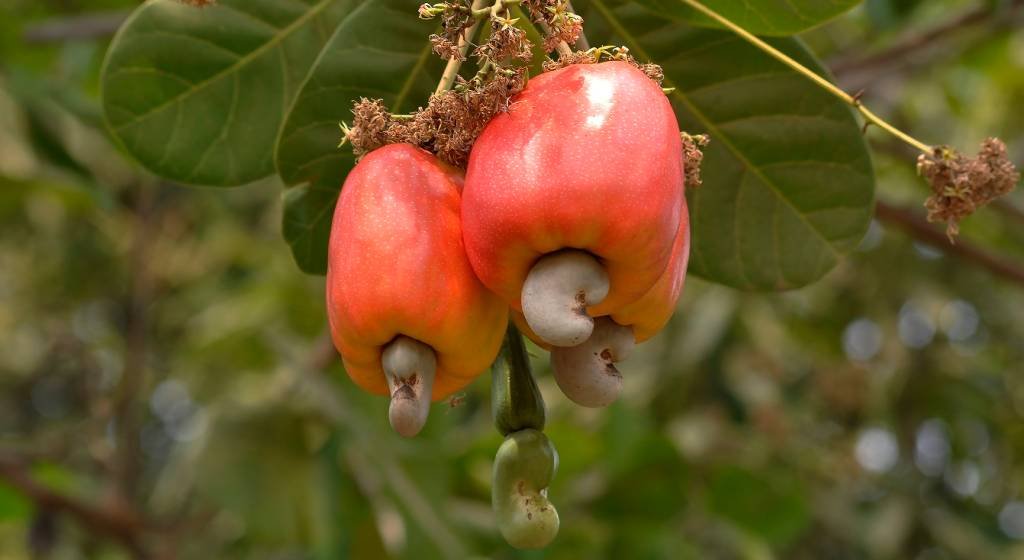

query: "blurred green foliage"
left=1, top=0, right=1024, bottom=558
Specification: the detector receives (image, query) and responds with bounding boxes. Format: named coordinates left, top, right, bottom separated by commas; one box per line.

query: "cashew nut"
left=381, top=336, right=436, bottom=437
left=521, top=250, right=610, bottom=347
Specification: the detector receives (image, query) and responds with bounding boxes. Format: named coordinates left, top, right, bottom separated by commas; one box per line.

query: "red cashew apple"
left=326, top=144, right=508, bottom=437
left=514, top=202, right=691, bottom=406
left=609, top=201, right=691, bottom=342
left=462, top=61, right=685, bottom=350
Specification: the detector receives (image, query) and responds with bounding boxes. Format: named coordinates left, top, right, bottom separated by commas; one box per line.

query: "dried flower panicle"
left=341, top=69, right=526, bottom=168
left=543, top=45, right=665, bottom=86
left=522, top=0, right=583, bottom=52
left=177, top=0, right=216, bottom=6
left=343, top=0, right=541, bottom=165
left=421, top=69, right=527, bottom=165
left=343, top=0, right=673, bottom=171
left=476, top=16, right=532, bottom=63
left=430, top=34, right=463, bottom=61
left=342, top=99, right=402, bottom=156
left=681, top=133, right=710, bottom=189
left=919, top=138, right=1019, bottom=238
left=421, top=1, right=476, bottom=60
left=541, top=49, right=597, bottom=69
left=638, top=62, right=665, bottom=85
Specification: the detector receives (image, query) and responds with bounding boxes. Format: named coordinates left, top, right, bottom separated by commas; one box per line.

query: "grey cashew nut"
left=551, top=317, right=635, bottom=408
left=521, top=250, right=610, bottom=347
left=382, top=336, right=436, bottom=438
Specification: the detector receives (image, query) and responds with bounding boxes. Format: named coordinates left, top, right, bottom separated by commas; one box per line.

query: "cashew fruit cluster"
left=326, top=61, right=689, bottom=430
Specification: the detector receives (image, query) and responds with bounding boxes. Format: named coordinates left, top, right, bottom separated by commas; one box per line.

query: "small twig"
left=875, top=201, right=1024, bottom=286
left=0, top=454, right=150, bottom=558
left=112, top=184, right=160, bottom=500
left=534, top=18, right=574, bottom=58
left=471, top=0, right=522, bottom=18
left=831, top=0, right=1024, bottom=76
left=872, top=138, right=1024, bottom=229
left=992, top=198, right=1024, bottom=227
left=435, top=0, right=493, bottom=94
left=22, top=12, right=129, bottom=43
left=678, top=0, right=933, bottom=155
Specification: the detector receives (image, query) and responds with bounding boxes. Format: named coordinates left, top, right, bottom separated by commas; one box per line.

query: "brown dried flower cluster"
left=681, top=133, right=710, bottom=189
left=542, top=46, right=665, bottom=85
left=522, top=0, right=583, bottom=52
left=476, top=17, right=532, bottom=62
left=343, top=99, right=396, bottom=157
left=343, top=0, right=541, bottom=165
left=344, top=0, right=690, bottom=174
left=422, top=1, right=476, bottom=60
left=177, top=0, right=216, bottom=6
left=344, top=69, right=526, bottom=168
left=919, top=138, right=1019, bottom=238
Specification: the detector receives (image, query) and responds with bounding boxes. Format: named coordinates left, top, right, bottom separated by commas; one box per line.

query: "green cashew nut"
left=492, top=429, right=560, bottom=549
left=491, top=323, right=546, bottom=436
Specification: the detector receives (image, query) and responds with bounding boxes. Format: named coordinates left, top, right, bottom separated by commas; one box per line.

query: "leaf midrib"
left=112, top=0, right=337, bottom=131
left=276, top=0, right=438, bottom=187
left=590, top=0, right=841, bottom=262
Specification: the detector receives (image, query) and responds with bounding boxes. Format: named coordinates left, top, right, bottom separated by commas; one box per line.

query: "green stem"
left=535, top=18, right=574, bottom=58
left=473, top=0, right=521, bottom=18
left=435, top=0, right=492, bottom=94
left=678, top=0, right=933, bottom=154
left=491, top=322, right=546, bottom=436
left=472, top=59, right=495, bottom=84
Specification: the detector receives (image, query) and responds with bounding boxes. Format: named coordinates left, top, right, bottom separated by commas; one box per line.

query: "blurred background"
left=1, top=0, right=1024, bottom=558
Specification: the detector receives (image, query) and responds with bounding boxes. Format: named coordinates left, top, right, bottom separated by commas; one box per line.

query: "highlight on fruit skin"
left=461, top=61, right=686, bottom=345
left=325, top=144, right=508, bottom=437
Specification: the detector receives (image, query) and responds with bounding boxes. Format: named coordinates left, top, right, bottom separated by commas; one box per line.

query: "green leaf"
left=275, top=0, right=442, bottom=274
left=198, top=410, right=320, bottom=544
left=0, top=482, right=30, bottom=521
left=708, top=466, right=810, bottom=547
left=100, top=0, right=355, bottom=186
left=635, top=0, right=862, bottom=36
left=584, top=1, right=875, bottom=290
left=281, top=181, right=340, bottom=275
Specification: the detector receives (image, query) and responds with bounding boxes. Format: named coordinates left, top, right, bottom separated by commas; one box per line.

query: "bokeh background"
left=2, top=0, right=1024, bottom=558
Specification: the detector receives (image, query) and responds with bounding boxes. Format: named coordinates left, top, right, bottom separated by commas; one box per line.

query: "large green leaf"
left=101, top=0, right=354, bottom=186
left=584, top=0, right=875, bottom=290
left=275, top=0, right=442, bottom=274
left=635, top=0, right=862, bottom=36
left=708, top=466, right=810, bottom=546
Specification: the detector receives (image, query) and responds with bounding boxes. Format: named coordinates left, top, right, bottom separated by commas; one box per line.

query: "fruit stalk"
left=492, top=323, right=546, bottom=435
left=435, top=0, right=492, bottom=94
left=678, top=0, right=932, bottom=154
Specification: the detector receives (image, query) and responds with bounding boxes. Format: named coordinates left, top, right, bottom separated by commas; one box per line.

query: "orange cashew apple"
left=326, top=144, right=508, bottom=437
left=462, top=61, right=685, bottom=350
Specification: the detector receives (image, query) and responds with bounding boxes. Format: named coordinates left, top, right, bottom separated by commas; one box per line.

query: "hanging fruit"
left=326, top=144, right=508, bottom=437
